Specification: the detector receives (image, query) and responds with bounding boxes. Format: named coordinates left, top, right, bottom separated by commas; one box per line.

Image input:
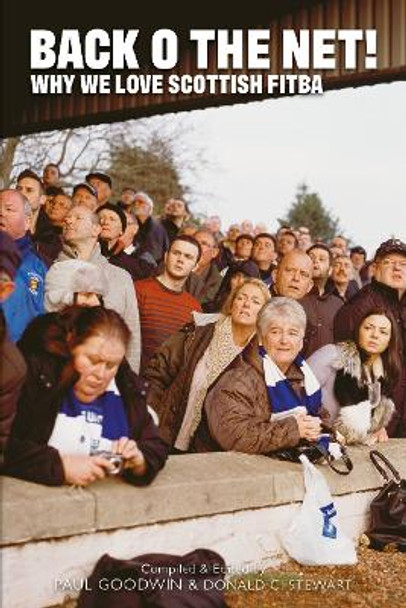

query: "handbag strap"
left=316, top=444, right=353, bottom=476
left=369, top=450, right=402, bottom=484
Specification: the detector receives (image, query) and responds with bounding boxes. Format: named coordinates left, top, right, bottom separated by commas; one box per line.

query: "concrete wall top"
left=2, top=440, right=405, bottom=547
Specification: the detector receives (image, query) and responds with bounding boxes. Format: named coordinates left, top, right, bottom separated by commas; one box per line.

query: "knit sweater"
left=135, top=277, right=201, bottom=371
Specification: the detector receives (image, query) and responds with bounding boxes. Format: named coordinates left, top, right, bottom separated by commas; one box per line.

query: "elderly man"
left=56, top=204, right=141, bottom=373
left=36, top=192, right=73, bottom=266
left=185, top=229, right=222, bottom=307
left=334, top=238, right=406, bottom=437
left=161, top=198, right=189, bottom=243
left=204, top=215, right=224, bottom=242
left=0, top=189, right=47, bottom=341
left=271, top=250, right=314, bottom=300
left=97, top=203, right=154, bottom=280
left=72, top=183, right=99, bottom=211
left=133, top=191, right=169, bottom=264
left=216, top=223, right=241, bottom=270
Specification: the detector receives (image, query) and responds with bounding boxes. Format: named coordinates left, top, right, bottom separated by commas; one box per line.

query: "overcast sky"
left=177, top=80, right=406, bottom=258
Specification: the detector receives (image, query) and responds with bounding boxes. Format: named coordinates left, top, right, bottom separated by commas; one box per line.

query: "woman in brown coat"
left=145, top=278, right=270, bottom=451
left=202, top=298, right=325, bottom=454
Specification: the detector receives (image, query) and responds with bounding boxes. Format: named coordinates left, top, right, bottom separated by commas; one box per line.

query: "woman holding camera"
left=5, top=306, right=168, bottom=486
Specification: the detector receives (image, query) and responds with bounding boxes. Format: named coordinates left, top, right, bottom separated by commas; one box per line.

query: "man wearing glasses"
left=334, top=238, right=406, bottom=437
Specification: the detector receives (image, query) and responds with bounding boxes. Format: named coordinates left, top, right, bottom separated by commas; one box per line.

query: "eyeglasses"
left=379, top=259, right=406, bottom=269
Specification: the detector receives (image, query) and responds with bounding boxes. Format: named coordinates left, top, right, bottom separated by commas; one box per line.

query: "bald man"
left=272, top=250, right=314, bottom=300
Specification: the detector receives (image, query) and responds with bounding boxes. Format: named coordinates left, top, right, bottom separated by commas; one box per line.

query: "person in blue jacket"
left=0, top=189, right=47, bottom=342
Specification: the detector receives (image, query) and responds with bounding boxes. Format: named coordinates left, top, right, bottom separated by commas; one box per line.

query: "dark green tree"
left=107, top=137, right=185, bottom=215
left=279, top=183, right=342, bottom=242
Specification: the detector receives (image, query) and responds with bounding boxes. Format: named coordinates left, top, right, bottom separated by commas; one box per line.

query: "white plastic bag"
left=282, top=455, right=357, bottom=565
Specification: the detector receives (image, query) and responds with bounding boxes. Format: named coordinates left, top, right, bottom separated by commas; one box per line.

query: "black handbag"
left=365, top=450, right=406, bottom=552
left=275, top=435, right=353, bottom=475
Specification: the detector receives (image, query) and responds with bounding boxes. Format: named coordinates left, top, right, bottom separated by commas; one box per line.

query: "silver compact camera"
left=92, top=451, right=124, bottom=475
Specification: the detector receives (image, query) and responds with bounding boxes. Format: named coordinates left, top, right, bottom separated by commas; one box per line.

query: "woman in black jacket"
left=5, top=306, right=168, bottom=486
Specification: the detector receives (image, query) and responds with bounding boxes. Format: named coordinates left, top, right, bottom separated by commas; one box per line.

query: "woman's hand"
left=369, top=427, right=389, bottom=444
left=111, top=437, right=147, bottom=477
left=62, top=454, right=113, bottom=487
left=295, top=413, right=322, bottom=441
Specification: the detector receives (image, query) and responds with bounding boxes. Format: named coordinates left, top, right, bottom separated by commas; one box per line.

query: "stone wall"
left=2, top=441, right=405, bottom=607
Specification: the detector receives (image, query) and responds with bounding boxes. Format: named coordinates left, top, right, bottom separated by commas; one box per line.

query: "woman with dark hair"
left=308, top=308, right=400, bottom=444
left=5, top=306, right=168, bottom=486
left=204, top=260, right=261, bottom=313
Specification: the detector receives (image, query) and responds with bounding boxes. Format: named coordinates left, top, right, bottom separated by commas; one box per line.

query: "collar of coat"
left=332, top=340, right=384, bottom=382
left=371, top=278, right=406, bottom=304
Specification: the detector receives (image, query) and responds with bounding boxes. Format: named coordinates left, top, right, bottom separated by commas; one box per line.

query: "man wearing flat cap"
left=86, top=172, right=112, bottom=208
left=72, top=183, right=99, bottom=212
left=335, top=238, right=406, bottom=437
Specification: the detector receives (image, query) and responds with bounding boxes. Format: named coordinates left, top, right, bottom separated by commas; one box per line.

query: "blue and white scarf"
left=48, top=379, right=129, bottom=455
left=259, top=346, right=322, bottom=419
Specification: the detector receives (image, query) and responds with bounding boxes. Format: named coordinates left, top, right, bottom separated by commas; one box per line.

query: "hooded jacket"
left=56, top=243, right=141, bottom=373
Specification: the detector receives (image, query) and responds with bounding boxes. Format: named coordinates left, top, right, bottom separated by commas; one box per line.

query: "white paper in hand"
left=282, top=455, right=357, bottom=565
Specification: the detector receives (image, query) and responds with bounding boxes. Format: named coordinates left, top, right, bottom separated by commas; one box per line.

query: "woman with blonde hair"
left=145, top=278, right=270, bottom=452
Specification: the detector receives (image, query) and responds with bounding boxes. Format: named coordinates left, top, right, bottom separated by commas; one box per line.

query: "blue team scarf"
left=60, top=384, right=129, bottom=441
left=259, top=346, right=322, bottom=418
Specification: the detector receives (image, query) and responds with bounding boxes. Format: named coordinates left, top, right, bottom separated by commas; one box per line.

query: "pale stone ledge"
left=1, top=440, right=405, bottom=607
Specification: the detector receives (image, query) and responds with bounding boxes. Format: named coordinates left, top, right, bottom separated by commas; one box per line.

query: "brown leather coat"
left=145, top=322, right=216, bottom=447
left=201, top=341, right=302, bottom=454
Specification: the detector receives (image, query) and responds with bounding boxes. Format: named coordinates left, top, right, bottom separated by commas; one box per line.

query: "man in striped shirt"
left=135, top=236, right=202, bottom=372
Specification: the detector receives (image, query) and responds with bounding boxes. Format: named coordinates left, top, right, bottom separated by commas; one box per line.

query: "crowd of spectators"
left=1, top=165, right=405, bottom=488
